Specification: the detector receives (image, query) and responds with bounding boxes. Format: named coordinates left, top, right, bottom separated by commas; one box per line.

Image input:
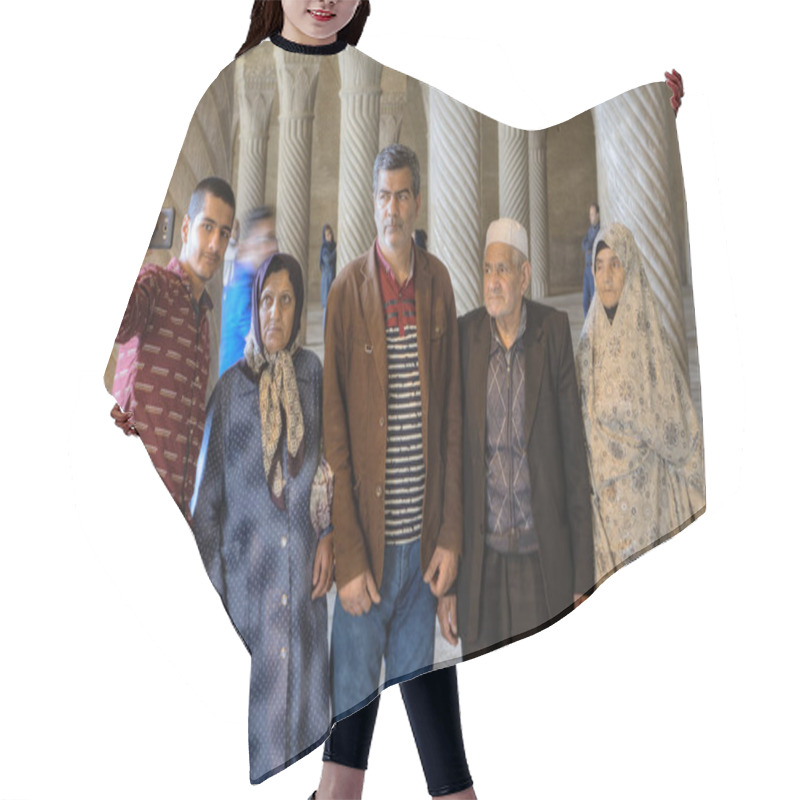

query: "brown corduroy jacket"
left=323, top=242, right=463, bottom=589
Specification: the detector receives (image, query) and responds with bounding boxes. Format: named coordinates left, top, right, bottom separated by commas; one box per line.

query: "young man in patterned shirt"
left=110, top=177, right=235, bottom=519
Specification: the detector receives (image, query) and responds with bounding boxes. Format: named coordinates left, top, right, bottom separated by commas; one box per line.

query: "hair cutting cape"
left=105, top=37, right=705, bottom=784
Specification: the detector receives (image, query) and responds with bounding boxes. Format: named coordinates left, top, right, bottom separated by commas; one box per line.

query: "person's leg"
left=329, top=593, right=386, bottom=719
left=506, top=550, right=549, bottom=640
left=318, top=545, right=405, bottom=799
left=383, top=539, right=437, bottom=685
left=400, top=667, right=475, bottom=798
left=323, top=695, right=381, bottom=768
left=466, top=546, right=510, bottom=654
left=316, top=697, right=381, bottom=800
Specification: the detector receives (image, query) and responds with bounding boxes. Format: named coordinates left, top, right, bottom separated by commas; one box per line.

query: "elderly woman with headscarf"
left=191, top=252, right=334, bottom=784
left=576, top=222, right=705, bottom=581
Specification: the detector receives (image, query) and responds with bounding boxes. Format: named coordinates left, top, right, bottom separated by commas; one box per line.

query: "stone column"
left=235, top=48, right=277, bottom=219
left=379, top=91, right=407, bottom=150
left=665, top=109, right=692, bottom=287
left=428, top=88, right=482, bottom=314
left=592, top=82, right=689, bottom=377
left=275, top=50, right=321, bottom=341
left=337, top=48, right=383, bottom=269
left=528, top=129, right=549, bottom=298
left=498, top=123, right=530, bottom=229
left=419, top=83, right=430, bottom=127
left=172, top=63, right=236, bottom=396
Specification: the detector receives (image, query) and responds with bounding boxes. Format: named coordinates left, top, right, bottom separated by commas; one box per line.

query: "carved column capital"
left=379, top=90, right=407, bottom=149
left=275, top=49, right=322, bottom=119
left=338, top=46, right=382, bottom=96
left=236, top=47, right=277, bottom=133
left=235, top=49, right=277, bottom=220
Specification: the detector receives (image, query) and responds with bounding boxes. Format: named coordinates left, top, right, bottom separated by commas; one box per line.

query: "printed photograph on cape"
left=104, top=28, right=704, bottom=784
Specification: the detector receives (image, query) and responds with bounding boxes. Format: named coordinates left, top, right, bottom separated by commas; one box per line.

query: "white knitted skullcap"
left=485, top=218, right=529, bottom=259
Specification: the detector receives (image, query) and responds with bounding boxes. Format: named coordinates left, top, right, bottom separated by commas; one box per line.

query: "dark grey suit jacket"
left=457, top=299, right=594, bottom=652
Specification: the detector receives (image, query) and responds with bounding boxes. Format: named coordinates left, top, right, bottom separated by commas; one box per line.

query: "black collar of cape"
left=270, top=33, right=348, bottom=55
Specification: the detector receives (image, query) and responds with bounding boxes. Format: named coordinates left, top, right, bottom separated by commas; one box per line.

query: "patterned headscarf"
left=244, top=253, right=306, bottom=509
left=576, top=222, right=705, bottom=577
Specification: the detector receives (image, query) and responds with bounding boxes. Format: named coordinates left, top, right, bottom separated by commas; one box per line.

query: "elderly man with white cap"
left=437, top=218, right=595, bottom=657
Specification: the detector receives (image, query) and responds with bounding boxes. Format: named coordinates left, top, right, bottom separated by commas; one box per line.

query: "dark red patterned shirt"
left=113, top=258, right=213, bottom=518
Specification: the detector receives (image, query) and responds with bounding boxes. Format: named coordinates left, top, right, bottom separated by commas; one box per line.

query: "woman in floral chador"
left=576, top=222, right=705, bottom=580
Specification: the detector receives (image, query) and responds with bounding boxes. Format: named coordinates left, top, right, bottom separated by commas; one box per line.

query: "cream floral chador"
left=576, top=222, right=705, bottom=579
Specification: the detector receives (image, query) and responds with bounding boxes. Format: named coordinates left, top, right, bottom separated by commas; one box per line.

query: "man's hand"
left=311, top=535, right=334, bottom=600
left=110, top=403, right=138, bottom=436
left=574, top=593, right=589, bottom=609
left=338, top=569, right=381, bottom=616
left=437, top=595, right=459, bottom=646
left=665, top=69, right=684, bottom=116
left=423, top=546, right=458, bottom=597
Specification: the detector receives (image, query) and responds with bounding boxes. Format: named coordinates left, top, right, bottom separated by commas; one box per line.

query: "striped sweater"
left=377, top=247, right=425, bottom=545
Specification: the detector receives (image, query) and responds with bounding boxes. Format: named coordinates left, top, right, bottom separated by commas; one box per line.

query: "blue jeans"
left=330, top=538, right=437, bottom=718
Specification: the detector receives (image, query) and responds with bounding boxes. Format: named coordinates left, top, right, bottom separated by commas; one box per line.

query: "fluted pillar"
left=498, top=123, right=530, bottom=229
left=275, top=50, right=321, bottom=342
left=235, top=48, right=277, bottom=219
left=428, top=89, right=482, bottom=314
left=592, top=83, right=689, bottom=376
left=665, top=108, right=691, bottom=287
left=337, top=48, right=383, bottom=268
left=528, top=129, right=549, bottom=298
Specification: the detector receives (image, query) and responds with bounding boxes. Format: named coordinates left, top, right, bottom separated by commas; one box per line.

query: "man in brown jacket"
left=323, top=144, right=462, bottom=718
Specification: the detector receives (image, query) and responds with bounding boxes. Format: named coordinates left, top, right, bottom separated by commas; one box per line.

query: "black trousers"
left=323, top=666, right=473, bottom=797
